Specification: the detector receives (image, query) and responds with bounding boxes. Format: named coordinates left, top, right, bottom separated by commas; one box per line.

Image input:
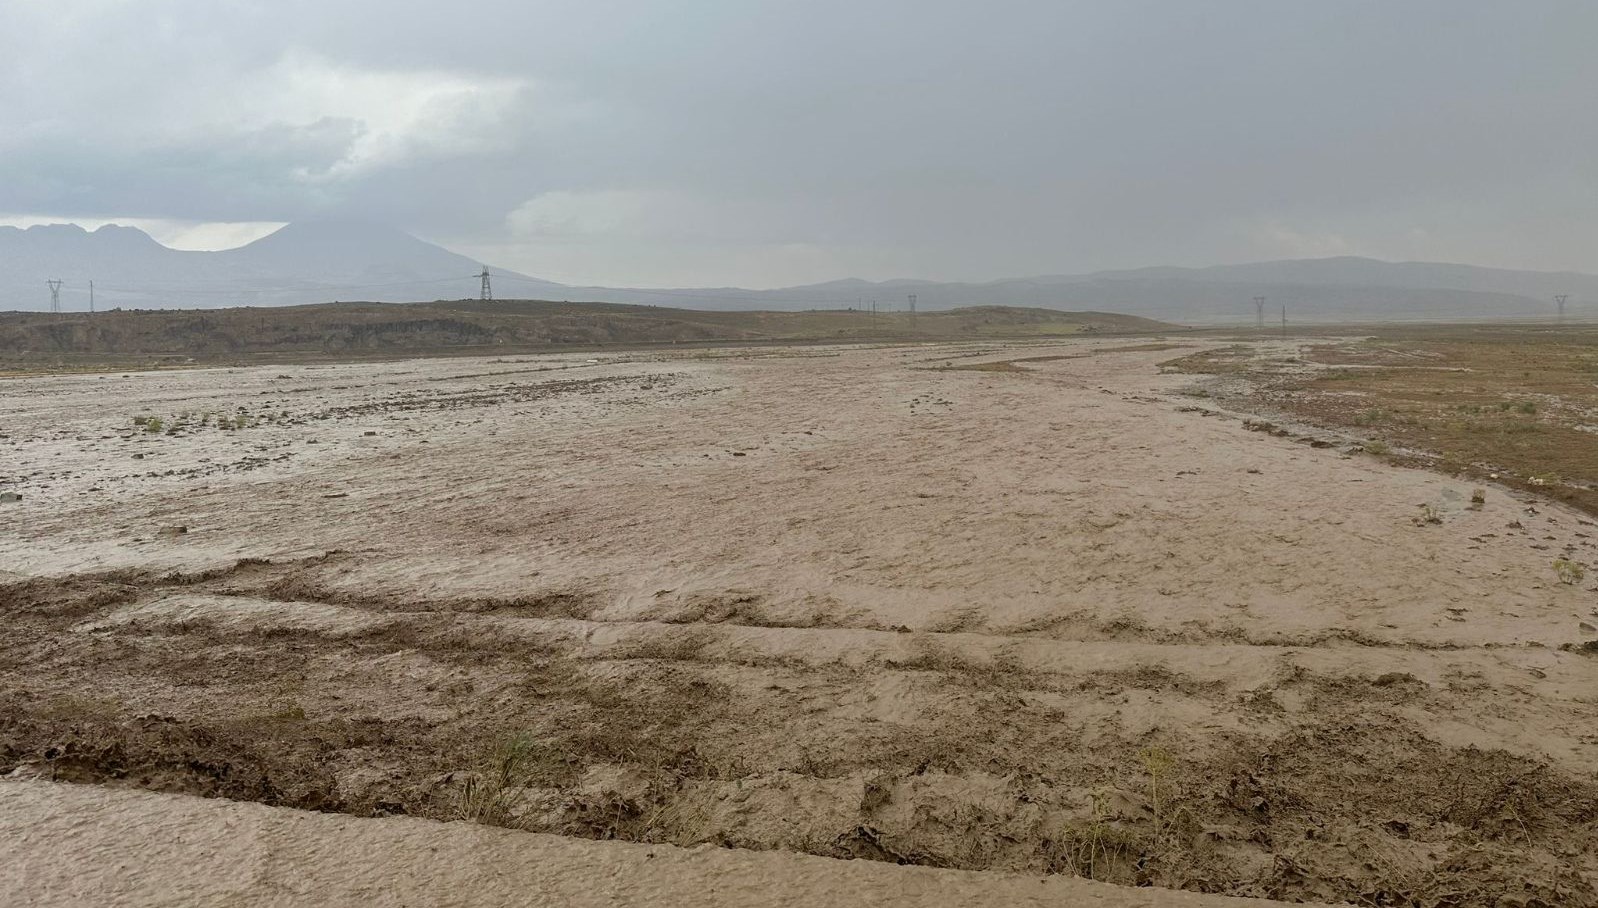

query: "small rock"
left=363, top=431, right=377, bottom=437
left=0, top=491, right=20, bottom=503
left=157, top=525, right=188, bottom=537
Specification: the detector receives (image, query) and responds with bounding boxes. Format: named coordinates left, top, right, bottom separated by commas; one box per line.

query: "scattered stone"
left=157, top=525, right=188, bottom=537
left=363, top=431, right=378, bottom=437
left=0, top=491, right=20, bottom=503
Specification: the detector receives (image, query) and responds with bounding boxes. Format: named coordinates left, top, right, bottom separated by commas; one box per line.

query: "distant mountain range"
left=3, top=220, right=1592, bottom=324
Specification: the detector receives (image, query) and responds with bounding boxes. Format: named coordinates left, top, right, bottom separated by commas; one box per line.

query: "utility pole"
left=47, top=279, right=63, bottom=313
left=479, top=267, right=492, bottom=301
left=1555, top=294, right=1568, bottom=322
left=1253, top=296, right=1266, bottom=329
left=89, top=280, right=95, bottom=313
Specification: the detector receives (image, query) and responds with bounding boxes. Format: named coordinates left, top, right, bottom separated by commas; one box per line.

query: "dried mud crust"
left=3, top=560, right=1596, bottom=907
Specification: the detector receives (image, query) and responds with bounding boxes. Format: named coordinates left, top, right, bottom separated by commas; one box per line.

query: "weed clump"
left=1354, top=408, right=1387, bottom=426
left=1554, top=559, right=1586, bottom=586
left=1413, top=504, right=1443, bottom=526
left=1044, top=788, right=1148, bottom=881
left=455, top=733, right=549, bottom=829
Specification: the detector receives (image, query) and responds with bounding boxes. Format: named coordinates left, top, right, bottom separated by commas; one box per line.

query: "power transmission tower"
left=479, top=267, right=492, bottom=301
left=1555, top=294, right=1568, bottom=322
left=1253, top=296, right=1266, bottom=329
left=1281, top=304, right=1287, bottom=337
left=908, top=293, right=917, bottom=328
left=89, top=280, right=95, bottom=313
left=47, top=279, right=63, bottom=313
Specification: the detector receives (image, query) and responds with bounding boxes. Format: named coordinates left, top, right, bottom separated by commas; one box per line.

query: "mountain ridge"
left=3, top=221, right=1591, bottom=323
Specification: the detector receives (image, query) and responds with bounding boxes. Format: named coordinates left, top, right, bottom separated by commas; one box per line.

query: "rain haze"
left=4, top=1, right=1596, bottom=288
left=5, top=8, right=1598, bottom=908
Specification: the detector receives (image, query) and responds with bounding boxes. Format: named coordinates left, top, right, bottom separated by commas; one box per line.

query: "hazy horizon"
left=10, top=218, right=1598, bottom=294
left=5, top=2, right=1596, bottom=287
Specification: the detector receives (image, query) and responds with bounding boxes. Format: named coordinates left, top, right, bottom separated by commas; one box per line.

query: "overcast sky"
left=4, top=1, right=1596, bottom=287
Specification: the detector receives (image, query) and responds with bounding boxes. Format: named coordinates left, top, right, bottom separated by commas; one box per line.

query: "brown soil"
left=3, top=340, right=1597, bottom=906
left=1162, top=327, right=1598, bottom=515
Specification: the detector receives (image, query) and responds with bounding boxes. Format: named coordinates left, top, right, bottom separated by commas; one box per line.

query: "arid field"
left=3, top=337, right=1597, bottom=905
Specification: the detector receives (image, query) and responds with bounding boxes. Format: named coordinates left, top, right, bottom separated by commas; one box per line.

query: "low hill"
left=0, top=300, right=1169, bottom=368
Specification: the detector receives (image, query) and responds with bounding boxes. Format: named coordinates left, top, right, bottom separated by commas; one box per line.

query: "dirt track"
left=3, top=339, right=1596, bottom=905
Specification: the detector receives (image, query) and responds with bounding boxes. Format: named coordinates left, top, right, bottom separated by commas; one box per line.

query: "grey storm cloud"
left=3, top=0, right=1596, bottom=286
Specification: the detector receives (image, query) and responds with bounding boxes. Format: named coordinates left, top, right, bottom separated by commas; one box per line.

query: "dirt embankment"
left=0, top=301, right=1169, bottom=369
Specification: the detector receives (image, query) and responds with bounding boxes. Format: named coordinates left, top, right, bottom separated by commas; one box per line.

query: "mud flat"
left=3, top=339, right=1596, bottom=905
